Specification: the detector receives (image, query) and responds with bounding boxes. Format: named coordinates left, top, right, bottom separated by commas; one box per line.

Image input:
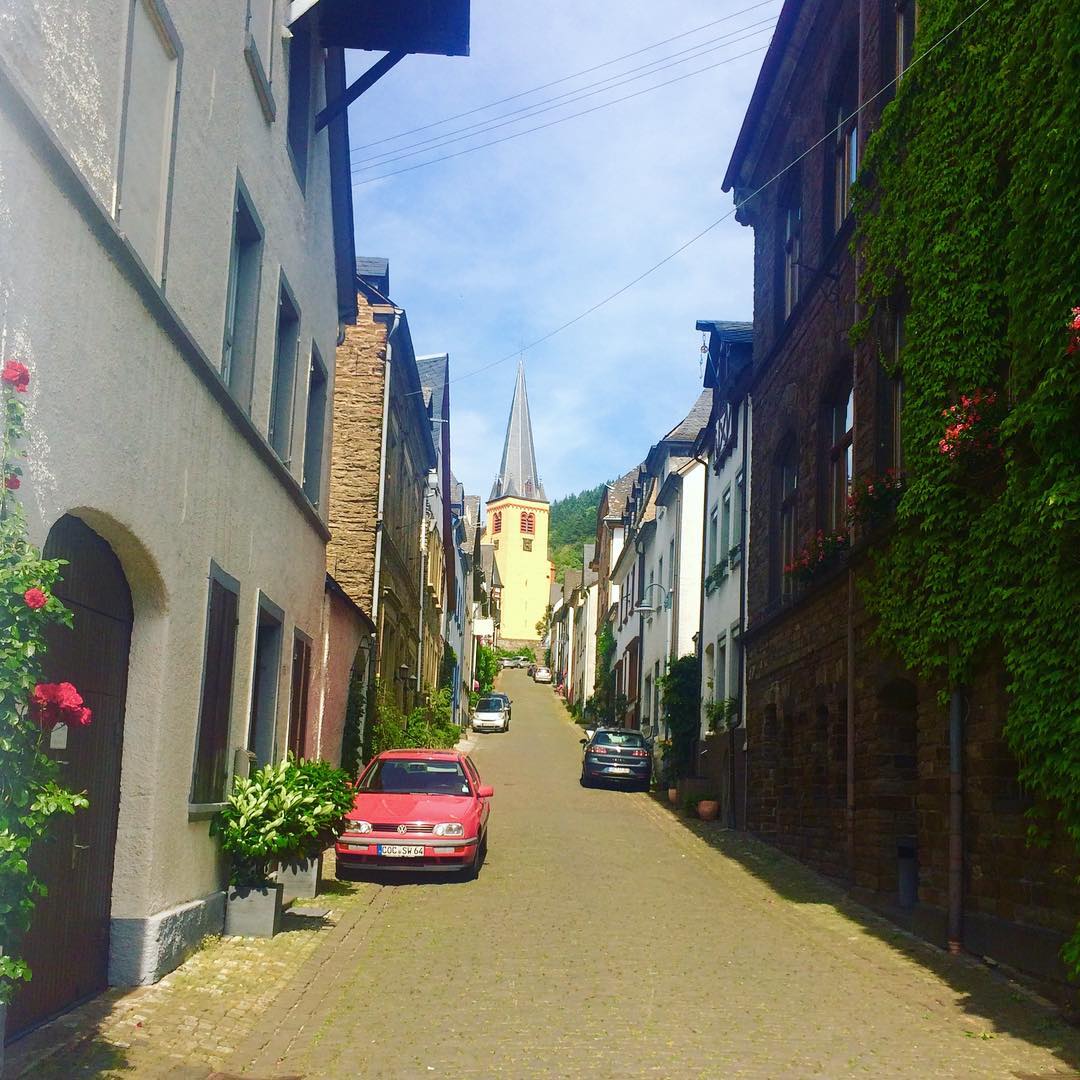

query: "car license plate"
left=378, top=845, right=425, bottom=857
left=609, top=766, right=632, bottom=774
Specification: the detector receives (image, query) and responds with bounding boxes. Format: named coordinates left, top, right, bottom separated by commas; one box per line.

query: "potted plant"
left=696, top=797, right=720, bottom=821
left=705, top=696, right=739, bottom=735
left=212, top=758, right=351, bottom=936
left=277, top=758, right=355, bottom=903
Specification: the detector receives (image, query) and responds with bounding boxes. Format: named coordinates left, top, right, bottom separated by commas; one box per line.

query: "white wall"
left=0, top=0, right=345, bottom=969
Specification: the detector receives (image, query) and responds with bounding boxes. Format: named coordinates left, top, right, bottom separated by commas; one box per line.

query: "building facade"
left=0, top=0, right=360, bottom=1035
left=726, top=0, right=1080, bottom=998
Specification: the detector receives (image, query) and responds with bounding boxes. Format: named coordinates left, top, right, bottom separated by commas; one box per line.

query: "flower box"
left=784, top=528, right=850, bottom=586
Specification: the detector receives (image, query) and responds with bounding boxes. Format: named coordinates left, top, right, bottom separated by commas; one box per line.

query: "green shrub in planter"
left=211, top=758, right=354, bottom=886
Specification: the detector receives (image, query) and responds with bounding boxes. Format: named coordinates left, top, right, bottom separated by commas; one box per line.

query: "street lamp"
left=633, top=583, right=673, bottom=738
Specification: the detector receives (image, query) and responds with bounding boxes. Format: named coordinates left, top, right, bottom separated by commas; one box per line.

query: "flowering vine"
left=938, top=388, right=1003, bottom=464
left=0, top=359, right=91, bottom=1003
left=847, top=470, right=905, bottom=527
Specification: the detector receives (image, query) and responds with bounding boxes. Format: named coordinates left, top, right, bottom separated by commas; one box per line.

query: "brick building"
left=725, top=0, right=1079, bottom=999
left=327, top=259, right=438, bottom=713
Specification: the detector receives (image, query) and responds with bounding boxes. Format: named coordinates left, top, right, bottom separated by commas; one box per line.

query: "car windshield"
left=360, top=758, right=471, bottom=796
left=593, top=731, right=647, bottom=749
left=476, top=697, right=503, bottom=712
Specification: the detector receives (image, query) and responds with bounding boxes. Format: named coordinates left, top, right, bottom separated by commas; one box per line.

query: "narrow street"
left=193, top=671, right=1079, bottom=1079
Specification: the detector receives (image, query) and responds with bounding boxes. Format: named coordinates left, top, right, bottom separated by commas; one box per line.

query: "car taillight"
left=631, top=749, right=649, bottom=757
left=589, top=745, right=609, bottom=754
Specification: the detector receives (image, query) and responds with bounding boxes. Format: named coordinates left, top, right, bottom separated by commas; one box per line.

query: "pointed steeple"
left=490, top=361, right=546, bottom=503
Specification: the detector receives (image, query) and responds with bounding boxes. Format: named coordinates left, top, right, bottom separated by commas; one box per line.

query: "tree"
left=659, top=655, right=701, bottom=781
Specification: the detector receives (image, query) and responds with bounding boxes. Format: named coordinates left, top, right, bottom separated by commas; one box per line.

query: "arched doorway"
left=6, top=516, right=132, bottom=1038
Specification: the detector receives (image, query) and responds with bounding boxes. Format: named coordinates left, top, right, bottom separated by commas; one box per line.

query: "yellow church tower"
left=482, top=362, right=552, bottom=645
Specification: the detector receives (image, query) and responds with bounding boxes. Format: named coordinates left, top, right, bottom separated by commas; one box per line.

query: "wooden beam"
left=314, top=51, right=406, bottom=132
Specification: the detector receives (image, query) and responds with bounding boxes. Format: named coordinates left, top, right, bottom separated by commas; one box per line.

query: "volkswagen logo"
left=397, top=824, right=408, bottom=834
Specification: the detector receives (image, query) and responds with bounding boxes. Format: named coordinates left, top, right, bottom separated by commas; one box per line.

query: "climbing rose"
left=4, top=474, right=19, bottom=490
left=2, top=360, right=30, bottom=392
left=23, top=588, right=47, bottom=609
left=30, top=682, right=92, bottom=730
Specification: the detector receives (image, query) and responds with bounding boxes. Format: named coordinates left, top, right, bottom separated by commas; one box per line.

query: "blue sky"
left=345, top=1, right=775, bottom=502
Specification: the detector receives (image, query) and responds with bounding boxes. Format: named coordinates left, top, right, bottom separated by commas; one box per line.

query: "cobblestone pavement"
left=10, top=670, right=1080, bottom=1078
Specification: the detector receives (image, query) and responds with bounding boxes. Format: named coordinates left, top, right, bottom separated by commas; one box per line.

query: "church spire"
left=490, top=361, right=546, bottom=503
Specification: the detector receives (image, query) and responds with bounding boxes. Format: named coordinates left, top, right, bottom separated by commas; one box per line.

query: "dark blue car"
left=580, top=728, right=652, bottom=791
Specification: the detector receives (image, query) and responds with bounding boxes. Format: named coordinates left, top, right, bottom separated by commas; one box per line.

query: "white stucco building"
left=0, top=0, right=467, bottom=1039
left=570, top=545, right=598, bottom=711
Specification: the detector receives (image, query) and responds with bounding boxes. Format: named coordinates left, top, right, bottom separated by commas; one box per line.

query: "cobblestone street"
left=11, top=670, right=1080, bottom=1079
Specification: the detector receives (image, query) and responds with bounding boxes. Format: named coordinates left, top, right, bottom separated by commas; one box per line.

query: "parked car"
left=580, top=727, right=652, bottom=790
left=335, top=750, right=492, bottom=878
left=471, top=694, right=510, bottom=733
left=513, top=655, right=530, bottom=667
left=499, top=656, right=514, bottom=668
left=533, top=666, right=552, bottom=683
left=490, top=691, right=512, bottom=719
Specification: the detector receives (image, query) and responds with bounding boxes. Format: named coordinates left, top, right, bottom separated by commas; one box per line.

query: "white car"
left=533, top=666, right=552, bottom=683
left=471, top=695, right=510, bottom=733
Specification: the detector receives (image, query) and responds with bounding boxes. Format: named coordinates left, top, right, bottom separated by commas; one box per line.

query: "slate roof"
left=695, top=319, right=754, bottom=343
left=416, top=354, right=449, bottom=415
left=604, top=466, right=639, bottom=520
left=662, top=389, right=713, bottom=445
left=490, top=361, right=546, bottom=503
left=355, top=256, right=390, bottom=297
left=480, top=544, right=501, bottom=588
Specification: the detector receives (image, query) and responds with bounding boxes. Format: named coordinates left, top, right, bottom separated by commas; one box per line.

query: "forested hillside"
left=549, top=483, right=605, bottom=583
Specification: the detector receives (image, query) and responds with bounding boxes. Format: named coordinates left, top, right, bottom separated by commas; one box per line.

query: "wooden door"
left=6, top=516, right=132, bottom=1039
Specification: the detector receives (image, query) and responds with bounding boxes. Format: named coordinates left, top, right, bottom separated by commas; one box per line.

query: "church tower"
left=482, top=362, right=552, bottom=644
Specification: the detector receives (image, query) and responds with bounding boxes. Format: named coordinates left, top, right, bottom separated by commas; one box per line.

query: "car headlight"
left=433, top=822, right=464, bottom=837
left=344, top=820, right=372, bottom=834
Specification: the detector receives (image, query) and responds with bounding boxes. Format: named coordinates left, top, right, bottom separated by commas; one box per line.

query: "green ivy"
left=658, top=654, right=701, bottom=780
left=854, top=0, right=1080, bottom=971
left=0, top=367, right=88, bottom=1003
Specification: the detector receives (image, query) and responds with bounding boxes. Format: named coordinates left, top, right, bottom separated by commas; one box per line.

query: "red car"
left=335, top=749, right=493, bottom=878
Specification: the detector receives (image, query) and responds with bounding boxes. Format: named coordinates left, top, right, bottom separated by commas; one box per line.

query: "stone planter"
left=279, top=852, right=323, bottom=904
left=667, top=787, right=678, bottom=805
left=697, top=799, right=720, bottom=821
left=224, top=882, right=283, bottom=938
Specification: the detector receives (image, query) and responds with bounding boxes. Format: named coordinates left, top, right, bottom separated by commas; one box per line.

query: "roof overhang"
left=290, top=0, right=470, bottom=57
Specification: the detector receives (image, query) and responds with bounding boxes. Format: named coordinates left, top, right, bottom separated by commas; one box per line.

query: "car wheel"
left=580, top=770, right=592, bottom=788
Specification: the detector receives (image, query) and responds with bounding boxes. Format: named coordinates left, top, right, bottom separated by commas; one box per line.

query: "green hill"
left=549, top=483, right=606, bottom=583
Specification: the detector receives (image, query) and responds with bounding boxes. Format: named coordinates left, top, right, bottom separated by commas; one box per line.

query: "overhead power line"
left=349, top=0, right=782, bottom=154
left=351, top=17, right=779, bottom=172
left=352, top=42, right=772, bottom=186
left=432, top=0, right=996, bottom=390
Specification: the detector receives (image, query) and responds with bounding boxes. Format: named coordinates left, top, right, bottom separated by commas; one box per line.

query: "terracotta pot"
left=697, top=799, right=720, bottom=821
left=667, top=787, right=679, bottom=805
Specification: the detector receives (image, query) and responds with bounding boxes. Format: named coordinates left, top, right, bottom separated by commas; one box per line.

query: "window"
left=269, top=275, right=300, bottom=461
left=827, top=66, right=858, bottom=237
left=716, top=636, right=727, bottom=704
left=221, top=179, right=263, bottom=410
left=492, top=511, right=502, bottom=535
left=522, top=538, right=533, bottom=551
left=779, top=173, right=802, bottom=318
left=720, top=488, right=732, bottom=559
left=286, top=19, right=313, bottom=188
left=244, top=0, right=276, bottom=120
left=889, top=314, right=905, bottom=472
left=708, top=506, right=719, bottom=568
left=657, top=557, right=663, bottom=594
left=896, top=1, right=917, bottom=76
left=301, top=344, right=327, bottom=505
left=191, top=565, right=240, bottom=805
left=287, top=631, right=312, bottom=758
left=248, top=594, right=283, bottom=767
left=828, top=385, right=854, bottom=531
left=733, top=470, right=746, bottom=554
left=778, top=441, right=798, bottom=601
left=668, top=539, right=675, bottom=588
left=520, top=511, right=535, bottom=534
left=729, top=625, right=742, bottom=718
left=116, top=0, right=181, bottom=278
left=643, top=674, right=652, bottom=727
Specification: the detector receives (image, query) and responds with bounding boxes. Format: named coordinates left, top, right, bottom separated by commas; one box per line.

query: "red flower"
left=23, top=587, right=47, bottom=609
left=4, top=474, right=19, bottom=490
left=30, top=682, right=92, bottom=730
left=2, top=359, right=30, bottom=392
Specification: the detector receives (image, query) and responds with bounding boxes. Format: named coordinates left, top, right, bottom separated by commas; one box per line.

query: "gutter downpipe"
left=371, top=311, right=400, bottom=686
left=737, top=394, right=751, bottom=831
left=948, top=682, right=965, bottom=952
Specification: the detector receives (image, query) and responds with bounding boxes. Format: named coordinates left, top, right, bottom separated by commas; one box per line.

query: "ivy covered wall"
left=855, top=0, right=1080, bottom=969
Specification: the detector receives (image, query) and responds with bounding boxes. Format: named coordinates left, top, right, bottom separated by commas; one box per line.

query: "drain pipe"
left=736, top=395, right=751, bottom=830
left=948, top=684, right=965, bottom=952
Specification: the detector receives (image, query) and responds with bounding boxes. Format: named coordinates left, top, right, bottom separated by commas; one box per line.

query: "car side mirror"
left=477, top=785, right=494, bottom=798
left=579, top=738, right=588, bottom=745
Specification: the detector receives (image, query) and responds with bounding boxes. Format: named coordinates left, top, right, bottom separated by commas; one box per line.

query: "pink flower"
left=23, top=587, right=47, bottom=609
left=4, top=474, right=19, bottom=490
left=30, top=682, right=92, bottom=730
